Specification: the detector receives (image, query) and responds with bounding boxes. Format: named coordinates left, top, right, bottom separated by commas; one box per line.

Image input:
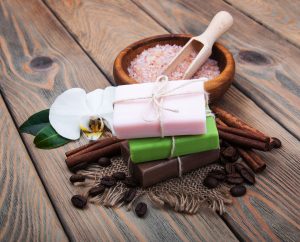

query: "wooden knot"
left=30, top=56, right=53, bottom=70
left=239, top=50, right=270, bottom=65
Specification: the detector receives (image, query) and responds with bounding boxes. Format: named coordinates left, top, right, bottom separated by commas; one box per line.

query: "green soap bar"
left=129, top=117, right=219, bottom=163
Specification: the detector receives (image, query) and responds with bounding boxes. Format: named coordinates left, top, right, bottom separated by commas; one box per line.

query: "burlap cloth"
left=75, top=156, right=232, bottom=215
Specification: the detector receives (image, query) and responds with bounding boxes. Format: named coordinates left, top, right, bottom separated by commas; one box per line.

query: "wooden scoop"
left=163, top=11, right=233, bottom=79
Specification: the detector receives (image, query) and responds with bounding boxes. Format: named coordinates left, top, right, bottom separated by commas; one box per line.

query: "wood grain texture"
left=44, top=0, right=165, bottom=81
left=219, top=87, right=300, bottom=242
left=44, top=0, right=300, bottom=241
left=0, top=0, right=238, bottom=241
left=0, top=96, right=67, bottom=241
left=225, top=0, right=300, bottom=48
left=132, top=0, right=300, bottom=140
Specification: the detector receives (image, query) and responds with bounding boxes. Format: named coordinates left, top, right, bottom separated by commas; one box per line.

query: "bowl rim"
left=114, top=34, right=234, bottom=86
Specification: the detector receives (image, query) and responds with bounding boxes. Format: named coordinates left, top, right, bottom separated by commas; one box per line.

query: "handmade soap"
left=113, top=79, right=206, bottom=139
left=121, top=142, right=220, bottom=187
left=128, top=116, right=219, bottom=163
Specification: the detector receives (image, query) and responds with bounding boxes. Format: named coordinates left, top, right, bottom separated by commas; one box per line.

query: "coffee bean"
left=233, top=163, right=255, bottom=185
left=219, top=156, right=228, bottom=165
left=122, top=188, right=137, bottom=203
left=225, top=163, right=236, bottom=174
left=220, top=146, right=226, bottom=154
left=69, top=174, right=86, bottom=183
left=98, top=157, right=111, bottom=167
left=208, top=170, right=226, bottom=181
left=240, top=168, right=255, bottom=185
left=69, top=162, right=89, bottom=172
left=112, top=172, right=126, bottom=181
left=101, top=176, right=116, bottom=187
left=203, top=176, right=219, bottom=189
left=234, top=163, right=246, bottom=173
left=88, top=185, right=105, bottom=197
left=71, top=195, right=87, bottom=209
left=222, top=146, right=236, bottom=157
left=270, top=137, right=282, bottom=149
left=135, top=202, right=147, bottom=217
left=230, top=185, right=247, bottom=197
left=226, top=173, right=244, bottom=184
left=220, top=140, right=231, bottom=148
left=122, top=177, right=138, bottom=188
left=222, top=146, right=239, bottom=162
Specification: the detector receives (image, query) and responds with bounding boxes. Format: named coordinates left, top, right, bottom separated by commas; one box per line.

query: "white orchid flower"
left=49, top=87, right=116, bottom=140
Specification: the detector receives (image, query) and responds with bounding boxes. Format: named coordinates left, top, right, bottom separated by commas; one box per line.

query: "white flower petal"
left=86, top=86, right=116, bottom=133
left=79, top=115, right=91, bottom=130
left=86, top=89, right=104, bottom=114
left=100, top=86, right=115, bottom=114
left=100, top=86, right=116, bottom=133
left=49, top=88, right=90, bottom=140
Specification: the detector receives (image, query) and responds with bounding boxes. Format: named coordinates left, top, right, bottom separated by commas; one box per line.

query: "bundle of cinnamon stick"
left=212, top=106, right=281, bottom=173
left=65, top=137, right=124, bottom=171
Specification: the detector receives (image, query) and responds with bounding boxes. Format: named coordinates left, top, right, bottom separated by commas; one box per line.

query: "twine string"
left=177, top=156, right=183, bottom=178
left=117, top=75, right=215, bottom=178
left=113, top=75, right=208, bottom=137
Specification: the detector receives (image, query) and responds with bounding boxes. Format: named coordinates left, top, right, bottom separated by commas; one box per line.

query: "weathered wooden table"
left=0, top=0, right=299, bottom=241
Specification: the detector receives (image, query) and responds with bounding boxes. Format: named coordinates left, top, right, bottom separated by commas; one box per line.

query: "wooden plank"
left=0, top=96, right=68, bottom=241
left=44, top=0, right=300, bottom=241
left=130, top=0, right=300, bottom=140
left=225, top=0, right=300, bottom=48
left=44, top=0, right=164, bottom=81
left=0, top=0, right=238, bottom=241
left=219, top=87, right=300, bottom=242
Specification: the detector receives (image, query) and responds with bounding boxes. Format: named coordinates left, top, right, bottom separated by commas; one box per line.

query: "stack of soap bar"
left=129, top=116, right=219, bottom=163
left=121, top=142, right=220, bottom=187
left=113, top=80, right=206, bottom=139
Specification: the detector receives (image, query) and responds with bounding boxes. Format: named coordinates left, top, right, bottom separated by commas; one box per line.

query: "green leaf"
left=20, top=109, right=50, bottom=135
left=34, top=124, right=70, bottom=149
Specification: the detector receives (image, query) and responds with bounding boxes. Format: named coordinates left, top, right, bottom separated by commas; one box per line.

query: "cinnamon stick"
left=212, top=106, right=269, bottom=139
left=237, top=148, right=266, bottom=173
left=65, top=137, right=122, bottom=157
left=66, top=141, right=99, bottom=157
left=217, top=125, right=270, bottom=143
left=218, top=130, right=270, bottom=151
left=216, top=112, right=267, bottom=172
left=69, top=137, right=124, bottom=158
left=66, top=142, right=121, bottom=168
left=216, top=118, right=227, bottom=127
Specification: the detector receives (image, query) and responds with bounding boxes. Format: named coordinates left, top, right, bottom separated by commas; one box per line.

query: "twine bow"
left=114, top=75, right=208, bottom=137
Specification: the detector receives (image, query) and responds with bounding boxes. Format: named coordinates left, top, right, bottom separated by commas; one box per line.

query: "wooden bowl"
left=113, top=34, right=235, bottom=103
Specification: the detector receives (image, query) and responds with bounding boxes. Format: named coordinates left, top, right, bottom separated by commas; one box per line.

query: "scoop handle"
left=196, top=11, right=233, bottom=45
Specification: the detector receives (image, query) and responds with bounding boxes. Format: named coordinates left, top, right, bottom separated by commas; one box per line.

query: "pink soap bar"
left=113, top=80, right=206, bottom=139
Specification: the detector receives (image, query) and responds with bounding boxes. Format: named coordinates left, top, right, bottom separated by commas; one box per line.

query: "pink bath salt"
left=128, top=44, right=220, bottom=83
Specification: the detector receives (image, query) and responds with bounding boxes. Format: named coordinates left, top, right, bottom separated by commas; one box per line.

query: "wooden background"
left=0, top=0, right=299, bottom=241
